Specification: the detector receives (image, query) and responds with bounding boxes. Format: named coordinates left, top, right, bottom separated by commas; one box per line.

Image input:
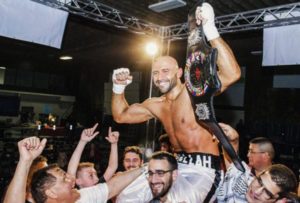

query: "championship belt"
left=185, top=2, right=245, bottom=172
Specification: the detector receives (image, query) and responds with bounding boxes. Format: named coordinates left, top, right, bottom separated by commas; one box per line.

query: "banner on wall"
left=0, top=0, right=68, bottom=48
left=263, top=11, right=300, bottom=66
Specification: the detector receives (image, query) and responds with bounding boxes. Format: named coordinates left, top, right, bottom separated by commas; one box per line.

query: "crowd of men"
left=2, top=126, right=299, bottom=203
left=2, top=2, right=300, bottom=203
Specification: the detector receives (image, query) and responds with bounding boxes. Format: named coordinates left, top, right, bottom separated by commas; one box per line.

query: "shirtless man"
left=112, top=3, right=241, bottom=202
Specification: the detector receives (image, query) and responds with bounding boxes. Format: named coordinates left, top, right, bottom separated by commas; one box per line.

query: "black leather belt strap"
left=185, top=1, right=245, bottom=172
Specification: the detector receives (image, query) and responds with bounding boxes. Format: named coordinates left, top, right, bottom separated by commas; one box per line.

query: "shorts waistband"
left=175, top=152, right=221, bottom=170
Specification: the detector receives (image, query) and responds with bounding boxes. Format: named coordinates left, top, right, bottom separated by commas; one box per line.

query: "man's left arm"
left=211, top=38, right=241, bottom=92
left=67, top=123, right=99, bottom=176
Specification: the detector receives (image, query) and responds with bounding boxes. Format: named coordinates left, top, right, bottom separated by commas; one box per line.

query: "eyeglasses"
left=147, top=169, right=173, bottom=178
left=248, top=149, right=265, bottom=154
left=256, top=176, right=276, bottom=200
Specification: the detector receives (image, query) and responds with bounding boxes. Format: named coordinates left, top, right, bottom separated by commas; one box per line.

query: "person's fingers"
left=34, top=137, right=40, bottom=150
left=108, top=127, right=112, bottom=135
left=87, top=129, right=91, bottom=136
left=23, top=138, right=31, bottom=150
left=29, top=137, right=37, bottom=150
left=92, top=131, right=99, bottom=137
left=116, top=71, right=129, bottom=80
left=218, top=122, right=228, bottom=129
left=39, top=138, right=47, bottom=151
left=91, top=123, right=99, bottom=132
left=113, top=78, right=128, bottom=85
left=83, top=129, right=88, bottom=136
left=113, top=132, right=120, bottom=138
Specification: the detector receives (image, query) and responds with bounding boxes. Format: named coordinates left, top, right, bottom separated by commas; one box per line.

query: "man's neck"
left=255, top=163, right=272, bottom=176
left=46, top=199, right=75, bottom=203
left=160, top=196, right=168, bottom=203
left=165, top=83, right=185, bottom=101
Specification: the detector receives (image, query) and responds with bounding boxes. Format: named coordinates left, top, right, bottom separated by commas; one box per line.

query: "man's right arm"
left=106, top=166, right=145, bottom=199
left=112, top=68, right=153, bottom=123
left=3, top=137, right=46, bottom=203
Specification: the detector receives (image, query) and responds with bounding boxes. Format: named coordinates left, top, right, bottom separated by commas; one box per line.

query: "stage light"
left=145, top=42, right=158, bottom=56
left=59, top=55, right=73, bottom=60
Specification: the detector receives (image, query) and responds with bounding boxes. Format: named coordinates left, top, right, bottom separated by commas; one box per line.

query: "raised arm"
left=67, top=123, right=99, bottom=176
left=4, top=137, right=46, bottom=203
left=196, top=3, right=241, bottom=93
left=112, top=68, right=154, bottom=123
left=102, top=127, right=119, bottom=181
left=211, top=38, right=241, bottom=92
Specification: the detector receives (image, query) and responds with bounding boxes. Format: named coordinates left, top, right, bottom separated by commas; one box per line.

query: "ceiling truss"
left=33, top=0, right=161, bottom=36
left=33, top=0, right=300, bottom=40
left=164, top=2, right=300, bottom=40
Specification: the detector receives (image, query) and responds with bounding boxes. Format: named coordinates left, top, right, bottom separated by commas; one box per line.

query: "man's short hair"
left=284, top=193, right=300, bottom=203
left=265, top=164, right=297, bottom=198
left=31, top=164, right=58, bottom=203
left=158, top=133, right=171, bottom=145
left=150, top=151, right=178, bottom=170
left=250, top=137, right=275, bottom=159
left=123, top=146, right=143, bottom=160
left=32, top=155, right=48, bottom=166
left=76, top=162, right=95, bottom=177
left=27, top=155, right=48, bottom=191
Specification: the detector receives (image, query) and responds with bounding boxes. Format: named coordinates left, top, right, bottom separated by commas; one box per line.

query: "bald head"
left=151, top=56, right=182, bottom=94
left=152, top=56, right=179, bottom=70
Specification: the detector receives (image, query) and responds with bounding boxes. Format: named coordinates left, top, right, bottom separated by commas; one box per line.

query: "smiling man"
left=246, top=164, right=298, bottom=203
left=3, top=136, right=145, bottom=203
left=147, top=152, right=178, bottom=203
left=112, top=3, right=241, bottom=202
left=30, top=163, right=145, bottom=203
left=123, top=146, right=144, bottom=171
left=67, top=124, right=119, bottom=189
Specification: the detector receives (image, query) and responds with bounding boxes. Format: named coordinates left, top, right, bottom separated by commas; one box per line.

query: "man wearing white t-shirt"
left=3, top=136, right=144, bottom=203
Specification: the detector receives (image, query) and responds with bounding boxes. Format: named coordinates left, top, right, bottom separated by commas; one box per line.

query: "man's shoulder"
left=77, top=183, right=108, bottom=203
left=143, top=96, right=167, bottom=106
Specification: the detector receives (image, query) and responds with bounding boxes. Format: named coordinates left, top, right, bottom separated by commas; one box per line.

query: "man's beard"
left=151, top=178, right=173, bottom=199
left=126, top=165, right=139, bottom=171
left=155, top=75, right=177, bottom=94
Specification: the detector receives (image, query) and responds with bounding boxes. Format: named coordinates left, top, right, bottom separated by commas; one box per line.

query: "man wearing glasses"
left=217, top=123, right=298, bottom=203
left=117, top=151, right=187, bottom=203
left=147, top=151, right=200, bottom=203
left=248, top=137, right=275, bottom=176
left=246, top=164, right=298, bottom=203
left=147, top=152, right=178, bottom=203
